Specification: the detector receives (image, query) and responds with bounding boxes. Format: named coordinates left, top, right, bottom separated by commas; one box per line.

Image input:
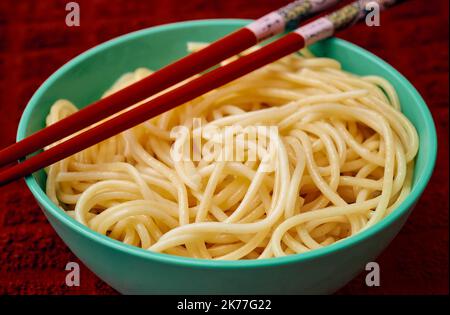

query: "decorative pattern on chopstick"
left=246, top=0, right=340, bottom=41
left=296, top=0, right=401, bottom=45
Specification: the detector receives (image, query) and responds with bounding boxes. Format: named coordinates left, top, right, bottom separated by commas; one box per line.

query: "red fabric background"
left=0, top=0, right=448, bottom=295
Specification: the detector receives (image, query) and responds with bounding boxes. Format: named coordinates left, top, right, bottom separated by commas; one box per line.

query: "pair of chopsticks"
left=0, top=0, right=402, bottom=186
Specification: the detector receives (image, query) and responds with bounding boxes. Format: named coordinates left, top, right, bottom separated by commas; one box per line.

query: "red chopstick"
left=0, top=0, right=401, bottom=186
left=0, top=0, right=341, bottom=168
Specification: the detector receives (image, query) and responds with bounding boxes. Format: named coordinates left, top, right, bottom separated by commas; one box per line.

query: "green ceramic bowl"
left=17, top=19, right=437, bottom=294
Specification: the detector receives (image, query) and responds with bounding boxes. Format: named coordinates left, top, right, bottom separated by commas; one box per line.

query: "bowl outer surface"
left=18, top=19, right=437, bottom=294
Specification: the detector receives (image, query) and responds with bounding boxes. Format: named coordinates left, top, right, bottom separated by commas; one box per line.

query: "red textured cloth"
left=0, top=0, right=448, bottom=295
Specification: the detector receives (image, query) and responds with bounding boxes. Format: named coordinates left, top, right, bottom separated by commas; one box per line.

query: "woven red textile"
left=0, top=0, right=448, bottom=295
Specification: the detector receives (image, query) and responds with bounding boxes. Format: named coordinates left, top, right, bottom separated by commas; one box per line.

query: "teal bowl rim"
left=18, top=19, right=437, bottom=269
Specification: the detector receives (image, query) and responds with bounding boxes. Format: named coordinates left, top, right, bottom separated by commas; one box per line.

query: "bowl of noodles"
left=17, top=19, right=437, bottom=294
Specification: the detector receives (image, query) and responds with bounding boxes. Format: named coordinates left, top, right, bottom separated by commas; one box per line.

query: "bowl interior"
left=17, top=19, right=437, bottom=265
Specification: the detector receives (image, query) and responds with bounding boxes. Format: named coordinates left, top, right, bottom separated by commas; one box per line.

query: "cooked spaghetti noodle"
left=45, top=45, right=418, bottom=260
